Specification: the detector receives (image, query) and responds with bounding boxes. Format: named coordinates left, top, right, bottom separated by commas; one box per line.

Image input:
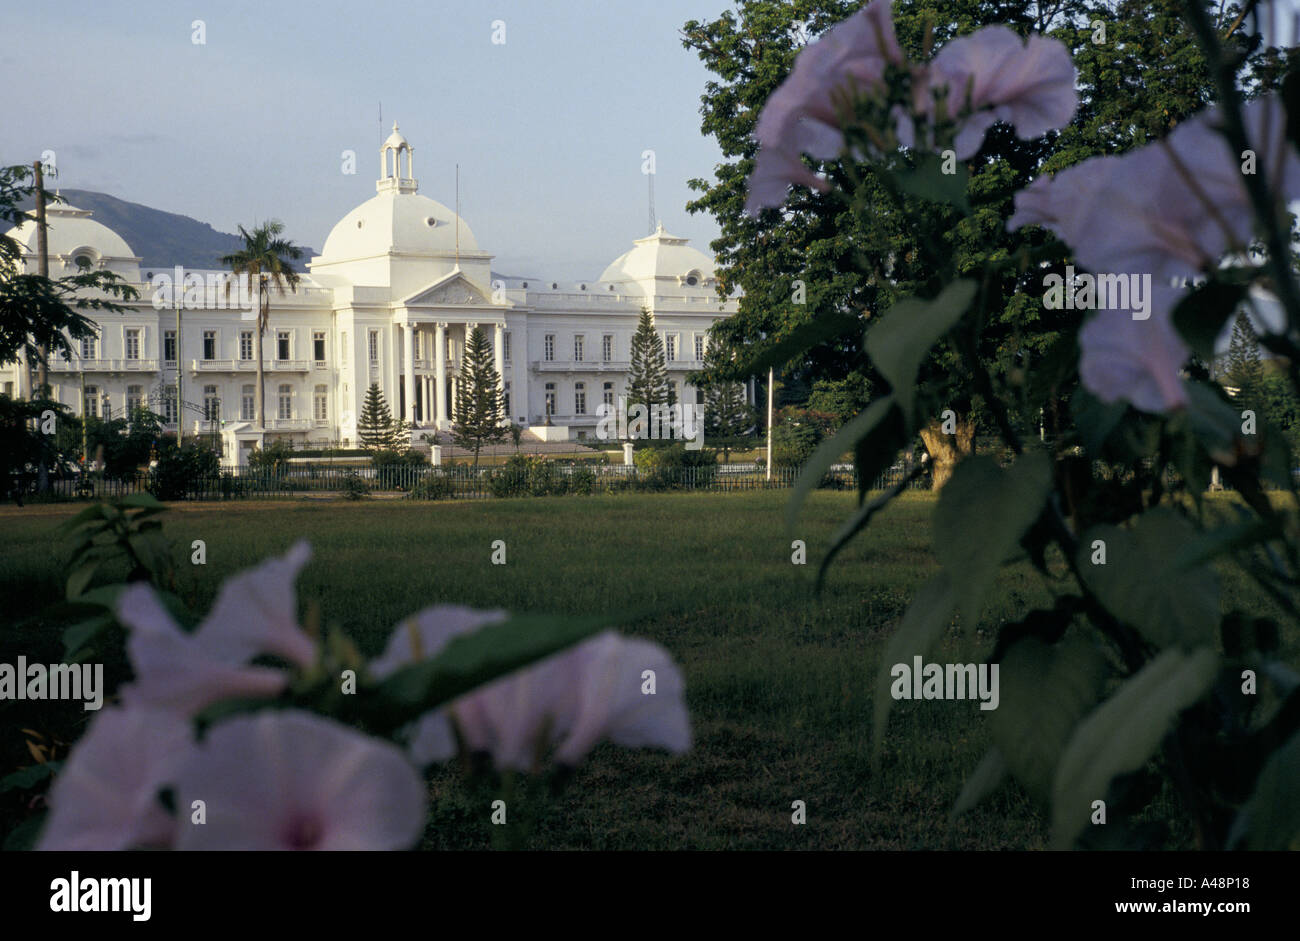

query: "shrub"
left=149, top=442, right=220, bottom=501
left=248, top=438, right=295, bottom=474
left=341, top=470, right=369, bottom=500
left=408, top=470, right=455, bottom=500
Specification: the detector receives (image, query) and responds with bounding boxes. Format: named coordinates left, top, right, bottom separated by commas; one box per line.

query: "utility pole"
left=33, top=161, right=50, bottom=493
left=765, top=366, right=774, bottom=482
left=175, top=283, right=183, bottom=445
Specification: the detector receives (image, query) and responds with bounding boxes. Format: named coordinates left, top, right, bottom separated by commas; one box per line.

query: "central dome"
left=318, top=189, right=479, bottom=260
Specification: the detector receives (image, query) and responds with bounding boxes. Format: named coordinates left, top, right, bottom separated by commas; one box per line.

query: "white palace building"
left=2, top=126, right=738, bottom=463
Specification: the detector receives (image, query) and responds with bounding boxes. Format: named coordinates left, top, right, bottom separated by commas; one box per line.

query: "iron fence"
left=19, top=462, right=932, bottom=502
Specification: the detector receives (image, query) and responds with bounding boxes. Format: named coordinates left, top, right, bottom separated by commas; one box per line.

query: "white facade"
left=1, top=126, right=738, bottom=460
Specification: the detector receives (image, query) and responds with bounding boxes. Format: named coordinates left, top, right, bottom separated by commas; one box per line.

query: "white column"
left=435, top=323, right=447, bottom=426
left=403, top=323, right=416, bottom=426
left=494, top=323, right=505, bottom=395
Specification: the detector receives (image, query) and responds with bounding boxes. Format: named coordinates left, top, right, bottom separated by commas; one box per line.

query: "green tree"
left=808, top=374, right=873, bottom=428
left=679, top=0, right=1240, bottom=486
left=358, top=383, right=395, bottom=451
left=1224, top=310, right=1265, bottom=408
left=693, top=335, right=755, bottom=460
left=220, top=221, right=302, bottom=429
left=627, top=308, right=671, bottom=414
left=451, top=326, right=507, bottom=468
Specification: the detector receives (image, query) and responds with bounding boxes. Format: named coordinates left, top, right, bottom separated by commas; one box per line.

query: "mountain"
left=16, top=189, right=317, bottom=270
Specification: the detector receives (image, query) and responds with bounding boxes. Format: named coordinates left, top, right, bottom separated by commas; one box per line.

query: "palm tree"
left=221, top=221, right=302, bottom=429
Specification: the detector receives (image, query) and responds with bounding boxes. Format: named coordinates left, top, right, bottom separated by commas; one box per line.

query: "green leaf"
left=118, top=492, right=166, bottom=510
left=70, top=583, right=129, bottom=611
left=872, top=574, right=955, bottom=765
left=57, top=503, right=108, bottom=533
left=1078, top=509, right=1220, bottom=649
left=2, top=813, right=46, bottom=851
left=363, top=613, right=614, bottom=733
left=951, top=747, right=1008, bottom=819
left=1172, top=282, right=1249, bottom=361
left=890, top=153, right=970, bottom=211
left=1070, top=388, right=1127, bottom=457
left=0, top=762, right=61, bottom=794
left=65, top=559, right=101, bottom=600
left=933, top=451, right=1052, bottom=625
left=865, top=279, right=977, bottom=423
left=989, top=635, right=1110, bottom=802
left=1230, top=727, right=1300, bottom=849
left=61, top=615, right=115, bottom=662
left=787, top=395, right=895, bottom=530
left=1051, top=647, right=1219, bottom=849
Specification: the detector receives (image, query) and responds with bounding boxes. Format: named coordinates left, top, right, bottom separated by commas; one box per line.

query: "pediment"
left=402, top=270, right=494, bottom=307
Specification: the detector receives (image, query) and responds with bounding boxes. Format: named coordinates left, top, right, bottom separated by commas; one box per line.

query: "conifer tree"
left=1225, top=311, right=1265, bottom=408
left=451, top=326, right=507, bottom=468
left=626, top=308, right=671, bottom=414
left=357, top=382, right=394, bottom=451
left=697, top=336, right=754, bottom=461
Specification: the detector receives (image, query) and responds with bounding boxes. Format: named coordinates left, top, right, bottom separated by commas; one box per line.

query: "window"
left=313, top=385, right=328, bottom=422
left=163, top=330, right=176, bottom=363
left=241, top=385, right=254, bottom=420
left=277, top=331, right=290, bottom=361
left=574, top=335, right=584, bottom=362
left=602, top=335, right=613, bottom=362
left=80, top=335, right=97, bottom=360
left=695, top=335, right=705, bottom=361
left=278, top=384, right=292, bottom=420
left=125, top=329, right=140, bottom=360
left=203, top=385, right=219, bottom=421
left=204, top=330, right=217, bottom=361
left=574, top=382, right=586, bottom=416
left=240, top=331, right=253, bottom=361
left=602, top=382, right=614, bottom=407
left=313, top=331, right=326, bottom=362
left=544, top=335, right=555, bottom=362
left=544, top=382, right=556, bottom=416
left=342, top=332, right=349, bottom=366
left=671, top=382, right=680, bottom=405
left=126, top=385, right=143, bottom=414
left=503, top=381, right=511, bottom=416
left=368, top=330, right=379, bottom=364
left=162, top=386, right=178, bottom=424
left=665, top=334, right=678, bottom=362
left=504, top=332, right=512, bottom=362
left=84, top=385, right=99, bottom=418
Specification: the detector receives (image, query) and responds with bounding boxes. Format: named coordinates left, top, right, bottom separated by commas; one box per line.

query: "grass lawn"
left=0, top=490, right=1284, bottom=849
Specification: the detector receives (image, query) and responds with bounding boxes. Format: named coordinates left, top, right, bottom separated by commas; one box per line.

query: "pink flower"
left=118, top=583, right=292, bottom=714
left=37, top=707, right=193, bottom=851
left=746, top=0, right=903, bottom=214
left=1011, top=96, right=1300, bottom=282
left=373, top=610, right=691, bottom=772
left=1077, top=284, right=1190, bottom=413
left=552, top=633, right=691, bottom=766
left=115, top=541, right=318, bottom=715
left=173, top=711, right=426, bottom=850
left=193, top=540, right=316, bottom=668
left=369, top=605, right=511, bottom=766
left=927, top=26, right=1077, bottom=159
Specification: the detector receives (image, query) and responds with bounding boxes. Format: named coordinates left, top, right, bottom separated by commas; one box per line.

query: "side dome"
left=6, top=203, right=138, bottom=272
left=598, top=224, right=716, bottom=287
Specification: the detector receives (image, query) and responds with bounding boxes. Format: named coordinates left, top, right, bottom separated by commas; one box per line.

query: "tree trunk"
left=918, top=416, right=975, bottom=490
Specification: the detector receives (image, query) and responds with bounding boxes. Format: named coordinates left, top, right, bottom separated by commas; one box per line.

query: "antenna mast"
left=648, top=171, right=656, bottom=234
left=455, top=163, right=460, bottom=266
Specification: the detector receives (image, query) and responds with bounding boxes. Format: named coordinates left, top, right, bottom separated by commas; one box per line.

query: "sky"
left=1, top=0, right=736, bottom=281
